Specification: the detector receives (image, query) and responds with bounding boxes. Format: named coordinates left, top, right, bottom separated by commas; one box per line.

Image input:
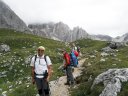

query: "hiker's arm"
left=47, top=65, right=52, bottom=81
left=31, top=66, right=35, bottom=84
left=64, top=56, right=69, bottom=67
left=45, top=56, right=53, bottom=81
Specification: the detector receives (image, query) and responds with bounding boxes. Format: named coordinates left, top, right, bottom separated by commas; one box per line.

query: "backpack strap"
left=44, top=55, right=48, bottom=65
left=33, top=55, right=48, bottom=76
left=34, top=55, right=37, bottom=69
left=34, top=55, right=48, bottom=68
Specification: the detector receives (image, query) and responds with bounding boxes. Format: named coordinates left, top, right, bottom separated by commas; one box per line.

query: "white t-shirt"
left=30, top=55, right=52, bottom=78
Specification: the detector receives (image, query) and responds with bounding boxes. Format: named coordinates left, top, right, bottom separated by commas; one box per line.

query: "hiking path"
left=49, top=58, right=86, bottom=96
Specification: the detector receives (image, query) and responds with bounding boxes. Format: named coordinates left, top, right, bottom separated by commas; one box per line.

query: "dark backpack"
left=70, top=51, right=78, bottom=67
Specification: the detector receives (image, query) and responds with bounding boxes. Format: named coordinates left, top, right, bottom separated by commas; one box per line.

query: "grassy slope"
left=71, top=39, right=128, bottom=96
left=1, top=29, right=128, bottom=96
left=0, top=28, right=69, bottom=96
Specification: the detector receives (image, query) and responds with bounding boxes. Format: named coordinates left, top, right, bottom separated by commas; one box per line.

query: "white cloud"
left=3, top=0, right=128, bottom=37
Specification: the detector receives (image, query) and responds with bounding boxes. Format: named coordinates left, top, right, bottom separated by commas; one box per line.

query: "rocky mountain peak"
left=55, top=22, right=70, bottom=32
left=71, top=26, right=89, bottom=41
left=28, top=22, right=90, bottom=42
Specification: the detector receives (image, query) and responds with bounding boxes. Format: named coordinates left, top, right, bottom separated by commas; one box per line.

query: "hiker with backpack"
left=76, top=46, right=81, bottom=55
left=30, top=46, right=52, bottom=96
left=70, top=49, right=79, bottom=67
left=61, top=49, right=75, bottom=85
left=71, top=43, right=81, bottom=56
left=72, top=43, right=77, bottom=52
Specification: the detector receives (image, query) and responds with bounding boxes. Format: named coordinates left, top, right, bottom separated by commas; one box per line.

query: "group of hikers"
left=30, top=43, right=81, bottom=96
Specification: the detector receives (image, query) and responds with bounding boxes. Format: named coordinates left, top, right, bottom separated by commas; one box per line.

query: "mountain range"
left=28, top=22, right=89, bottom=42
left=0, top=0, right=128, bottom=42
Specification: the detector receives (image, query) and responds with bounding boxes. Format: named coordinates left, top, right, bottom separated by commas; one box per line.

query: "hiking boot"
left=66, top=82, right=75, bottom=88
left=72, top=67, right=74, bottom=72
left=64, top=81, right=72, bottom=85
left=64, top=82, right=69, bottom=85
left=71, top=81, right=75, bottom=85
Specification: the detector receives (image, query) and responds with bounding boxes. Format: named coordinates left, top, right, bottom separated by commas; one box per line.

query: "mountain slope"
left=0, top=0, right=29, bottom=32
left=90, top=34, right=112, bottom=41
left=113, top=33, right=128, bottom=42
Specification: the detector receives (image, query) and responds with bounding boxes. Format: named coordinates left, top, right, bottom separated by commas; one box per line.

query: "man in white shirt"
left=30, top=46, right=52, bottom=96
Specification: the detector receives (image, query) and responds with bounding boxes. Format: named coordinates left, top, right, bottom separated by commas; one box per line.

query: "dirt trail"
left=49, top=59, right=86, bottom=96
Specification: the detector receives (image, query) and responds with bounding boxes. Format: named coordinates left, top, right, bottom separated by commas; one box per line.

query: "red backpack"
left=64, top=53, right=70, bottom=65
left=74, top=50, right=79, bottom=57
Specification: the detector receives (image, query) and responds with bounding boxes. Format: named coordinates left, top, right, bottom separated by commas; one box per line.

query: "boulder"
left=0, top=44, right=10, bottom=52
left=91, top=68, right=128, bottom=96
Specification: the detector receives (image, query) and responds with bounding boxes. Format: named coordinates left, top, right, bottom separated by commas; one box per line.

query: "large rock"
left=110, top=42, right=125, bottom=49
left=101, top=46, right=114, bottom=53
left=0, top=44, right=10, bottom=52
left=0, top=0, right=29, bottom=32
left=91, top=68, right=128, bottom=96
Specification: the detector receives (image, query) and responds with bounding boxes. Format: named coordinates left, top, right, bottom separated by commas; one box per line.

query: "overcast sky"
left=3, top=0, right=128, bottom=37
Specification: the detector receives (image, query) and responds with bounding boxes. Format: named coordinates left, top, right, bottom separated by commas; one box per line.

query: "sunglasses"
left=38, top=49, right=44, bottom=52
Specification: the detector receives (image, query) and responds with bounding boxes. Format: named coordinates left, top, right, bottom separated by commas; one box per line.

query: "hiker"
left=62, top=49, right=74, bottom=85
left=76, top=46, right=81, bottom=55
left=71, top=43, right=81, bottom=56
left=71, top=43, right=79, bottom=66
left=71, top=43, right=77, bottom=52
left=70, top=49, right=79, bottom=67
left=30, top=46, right=52, bottom=96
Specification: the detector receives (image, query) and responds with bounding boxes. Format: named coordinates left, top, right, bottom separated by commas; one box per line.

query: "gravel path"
left=49, top=59, right=86, bottom=96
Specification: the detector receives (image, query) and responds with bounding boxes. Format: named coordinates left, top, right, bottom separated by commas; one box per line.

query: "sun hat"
left=38, top=46, right=45, bottom=51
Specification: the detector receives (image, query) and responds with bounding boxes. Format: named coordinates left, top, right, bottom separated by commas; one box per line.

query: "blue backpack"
left=70, top=51, right=78, bottom=67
